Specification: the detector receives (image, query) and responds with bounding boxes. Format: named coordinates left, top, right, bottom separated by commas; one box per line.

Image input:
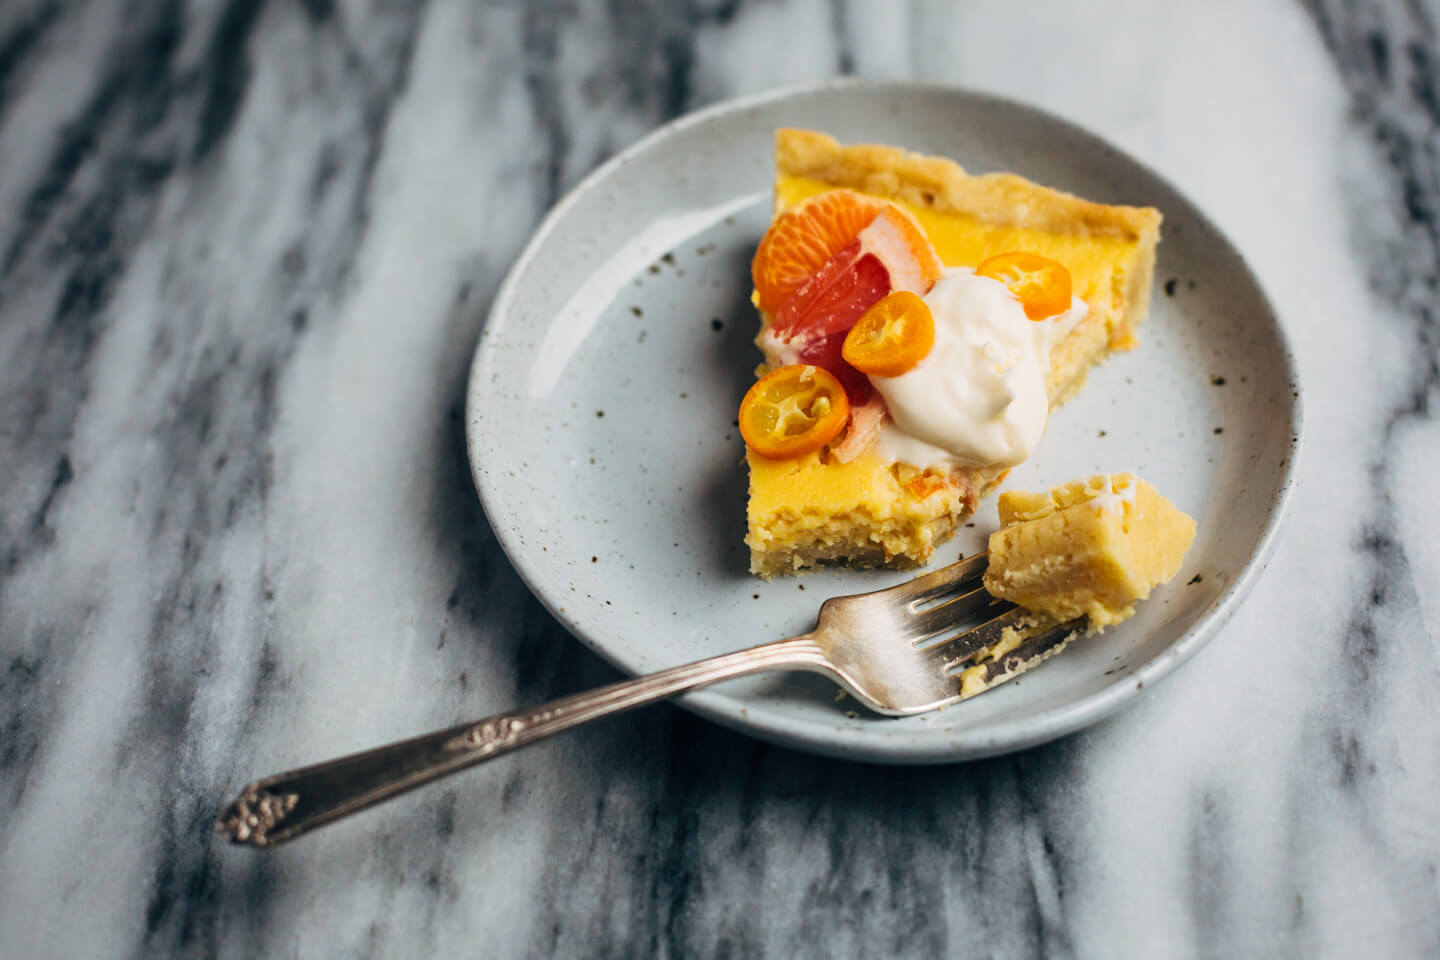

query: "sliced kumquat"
left=975, top=251, right=1073, bottom=321
left=842, top=290, right=936, bottom=378
left=752, top=190, right=888, bottom=314
left=738, top=365, right=851, bottom=460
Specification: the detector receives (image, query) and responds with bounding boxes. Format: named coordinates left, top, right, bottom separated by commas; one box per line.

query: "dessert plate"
left=465, top=80, right=1301, bottom=763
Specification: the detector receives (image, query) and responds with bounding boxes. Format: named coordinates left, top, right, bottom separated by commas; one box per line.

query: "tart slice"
left=743, top=130, right=1163, bottom=577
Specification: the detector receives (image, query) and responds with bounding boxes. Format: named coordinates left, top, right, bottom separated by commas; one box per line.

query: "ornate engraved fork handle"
left=217, top=635, right=828, bottom=847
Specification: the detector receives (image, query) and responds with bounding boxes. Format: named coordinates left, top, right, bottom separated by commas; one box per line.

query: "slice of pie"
left=742, top=130, right=1162, bottom=577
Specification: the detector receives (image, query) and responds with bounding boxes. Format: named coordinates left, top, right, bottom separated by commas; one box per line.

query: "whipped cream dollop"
left=870, top=268, right=1087, bottom=470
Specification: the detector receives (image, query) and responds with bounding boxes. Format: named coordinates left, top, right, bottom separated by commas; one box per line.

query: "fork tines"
left=950, top=617, right=1087, bottom=698
left=895, top=552, right=991, bottom=608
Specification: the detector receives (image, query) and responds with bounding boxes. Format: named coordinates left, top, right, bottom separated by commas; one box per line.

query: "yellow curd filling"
left=746, top=450, right=952, bottom=528
left=775, top=175, right=1140, bottom=346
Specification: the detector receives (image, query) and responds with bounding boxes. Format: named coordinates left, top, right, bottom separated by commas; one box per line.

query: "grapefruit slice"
left=763, top=204, right=943, bottom=406
left=751, top=189, right=889, bottom=315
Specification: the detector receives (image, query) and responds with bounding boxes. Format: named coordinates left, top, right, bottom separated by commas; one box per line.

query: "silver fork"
left=217, top=553, right=1080, bottom=847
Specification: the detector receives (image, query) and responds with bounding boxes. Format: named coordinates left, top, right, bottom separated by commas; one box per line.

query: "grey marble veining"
left=0, top=1, right=1437, bottom=957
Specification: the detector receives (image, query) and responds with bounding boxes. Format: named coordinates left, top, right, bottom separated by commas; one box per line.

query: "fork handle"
left=217, top=634, right=828, bottom=847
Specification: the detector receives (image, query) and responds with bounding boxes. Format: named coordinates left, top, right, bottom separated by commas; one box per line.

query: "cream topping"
left=757, top=325, right=804, bottom=368
left=871, top=268, right=1087, bottom=470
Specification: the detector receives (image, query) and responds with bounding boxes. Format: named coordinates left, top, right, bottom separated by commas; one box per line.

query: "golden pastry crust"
left=776, top=128, right=1163, bottom=339
left=776, top=128, right=1161, bottom=240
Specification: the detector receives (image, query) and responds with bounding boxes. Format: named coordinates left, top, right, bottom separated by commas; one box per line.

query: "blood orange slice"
left=769, top=206, right=942, bottom=341
left=752, top=190, right=888, bottom=315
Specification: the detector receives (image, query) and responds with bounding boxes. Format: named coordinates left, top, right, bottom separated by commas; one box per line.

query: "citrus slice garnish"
left=974, top=251, right=1072, bottom=320
left=769, top=205, right=942, bottom=340
left=738, top=365, right=851, bottom=460
left=763, top=203, right=943, bottom=404
left=751, top=190, right=889, bottom=315
left=842, top=290, right=936, bottom=378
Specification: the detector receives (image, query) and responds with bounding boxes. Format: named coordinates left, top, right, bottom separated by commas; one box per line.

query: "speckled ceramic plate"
left=465, top=80, right=1301, bottom=763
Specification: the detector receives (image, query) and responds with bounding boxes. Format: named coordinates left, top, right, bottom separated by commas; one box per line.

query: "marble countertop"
left=2, top=1, right=1437, bottom=956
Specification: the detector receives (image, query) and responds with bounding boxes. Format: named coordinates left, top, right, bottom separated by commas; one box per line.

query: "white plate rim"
left=465, top=78, right=1304, bottom=764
